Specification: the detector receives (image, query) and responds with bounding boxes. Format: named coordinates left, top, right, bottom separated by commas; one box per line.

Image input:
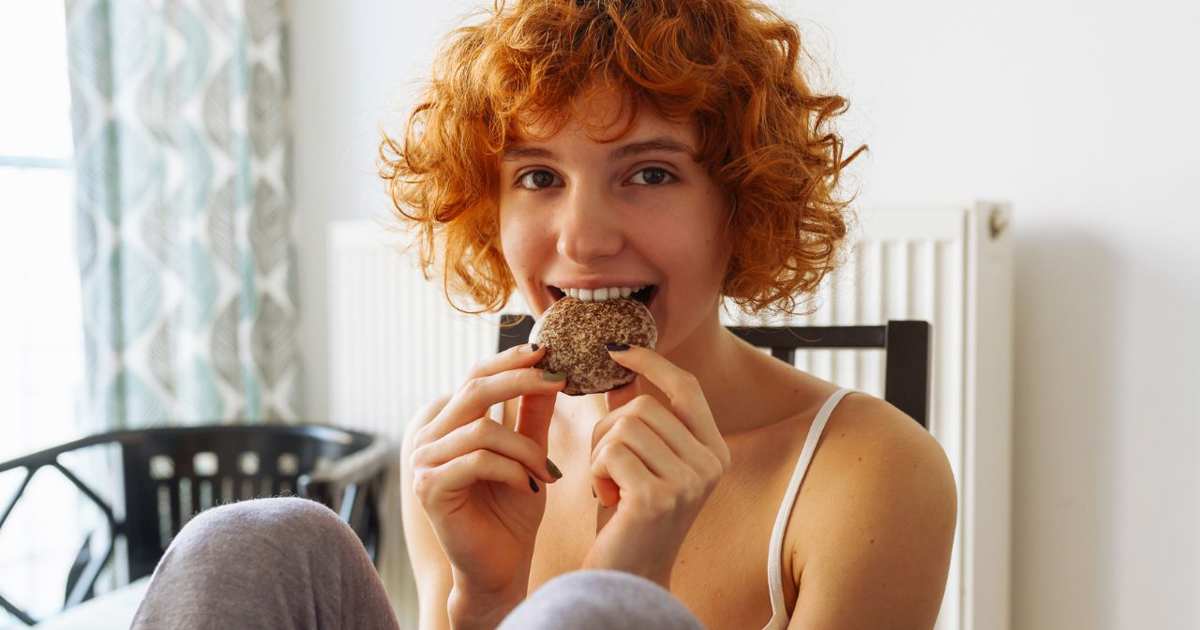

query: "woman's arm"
left=789, top=396, right=958, bottom=630
left=402, top=394, right=533, bottom=630
left=400, top=395, right=455, bottom=630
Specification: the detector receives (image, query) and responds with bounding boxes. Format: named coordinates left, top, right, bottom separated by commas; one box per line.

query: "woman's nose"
left=555, top=185, right=624, bottom=264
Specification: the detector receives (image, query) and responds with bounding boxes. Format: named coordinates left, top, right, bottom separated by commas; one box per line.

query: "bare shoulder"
left=816, top=391, right=954, bottom=493
left=788, top=391, right=957, bottom=628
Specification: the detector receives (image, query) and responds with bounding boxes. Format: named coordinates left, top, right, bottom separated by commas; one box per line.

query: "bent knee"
left=171, top=496, right=357, bottom=558
left=500, top=570, right=703, bottom=630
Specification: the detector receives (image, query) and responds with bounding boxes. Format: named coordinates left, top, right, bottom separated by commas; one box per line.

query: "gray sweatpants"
left=130, top=496, right=704, bottom=629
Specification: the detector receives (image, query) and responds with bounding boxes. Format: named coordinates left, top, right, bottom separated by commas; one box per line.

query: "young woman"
left=130, top=2, right=954, bottom=629
left=381, top=1, right=957, bottom=629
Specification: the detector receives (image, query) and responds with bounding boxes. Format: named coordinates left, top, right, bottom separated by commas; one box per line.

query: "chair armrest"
left=297, top=435, right=398, bottom=566
left=302, top=435, right=398, bottom=487
left=1, top=432, right=125, bottom=535
left=297, top=436, right=398, bottom=513
left=1, top=433, right=128, bottom=626
left=0, top=432, right=128, bottom=475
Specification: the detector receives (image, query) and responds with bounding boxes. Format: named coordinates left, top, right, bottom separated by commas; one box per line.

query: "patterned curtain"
left=64, top=0, right=301, bottom=429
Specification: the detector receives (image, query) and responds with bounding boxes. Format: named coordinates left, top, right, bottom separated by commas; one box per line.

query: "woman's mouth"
left=547, top=284, right=658, bottom=309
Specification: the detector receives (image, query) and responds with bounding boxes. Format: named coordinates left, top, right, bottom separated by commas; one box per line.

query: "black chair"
left=498, top=314, right=931, bottom=427
left=0, top=423, right=397, bottom=626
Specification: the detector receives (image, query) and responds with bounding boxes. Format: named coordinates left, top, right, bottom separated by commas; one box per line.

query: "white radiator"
left=328, top=202, right=1013, bottom=630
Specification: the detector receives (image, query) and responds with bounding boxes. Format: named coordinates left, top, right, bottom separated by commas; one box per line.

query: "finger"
left=604, top=378, right=640, bottom=415
left=424, top=341, right=552, bottom=439
left=592, top=414, right=687, bottom=480
left=605, top=345, right=724, bottom=456
left=592, top=396, right=706, bottom=472
left=595, top=477, right=620, bottom=507
left=427, top=366, right=566, bottom=441
left=591, top=442, right=657, bottom=509
left=414, top=418, right=558, bottom=484
left=466, top=342, right=546, bottom=381
left=595, top=377, right=643, bottom=505
left=417, top=449, right=541, bottom=508
left=593, top=392, right=685, bottom=506
left=516, top=390, right=559, bottom=453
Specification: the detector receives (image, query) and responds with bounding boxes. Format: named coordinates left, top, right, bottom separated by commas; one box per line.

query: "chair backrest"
left=498, top=314, right=931, bottom=427
left=0, top=423, right=388, bottom=622
left=119, top=424, right=372, bottom=581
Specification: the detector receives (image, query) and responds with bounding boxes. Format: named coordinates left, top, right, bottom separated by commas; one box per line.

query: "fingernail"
left=546, top=457, right=563, bottom=479
left=529, top=343, right=540, bottom=352
left=591, top=486, right=597, bottom=498
left=604, top=342, right=630, bottom=352
left=541, top=370, right=567, bottom=382
left=529, top=475, right=539, bottom=493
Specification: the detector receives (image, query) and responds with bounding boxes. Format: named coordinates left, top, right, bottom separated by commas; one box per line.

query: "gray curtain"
left=64, top=0, right=302, bottom=430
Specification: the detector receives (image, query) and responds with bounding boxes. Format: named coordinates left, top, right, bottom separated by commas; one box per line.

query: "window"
left=0, top=1, right=90, bottom=625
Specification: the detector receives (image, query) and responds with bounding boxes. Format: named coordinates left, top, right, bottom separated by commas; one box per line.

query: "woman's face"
left=498, top=88, right=733, bottom=355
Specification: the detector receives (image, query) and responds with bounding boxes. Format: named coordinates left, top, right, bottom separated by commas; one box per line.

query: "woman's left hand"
left=582, top=344, right=733, bottom=589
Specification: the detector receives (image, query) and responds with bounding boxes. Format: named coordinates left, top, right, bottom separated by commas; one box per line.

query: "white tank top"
left=761, top=387, right=855, bottom=630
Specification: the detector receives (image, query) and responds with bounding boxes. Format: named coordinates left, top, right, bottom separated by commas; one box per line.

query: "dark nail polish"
left=530, top=343, right=539, bottom=352
left=604, top=342, right=630, bottom=352
left=529, top=475, right=539, bottom=493
left=546, top=457, right=563, bottom=479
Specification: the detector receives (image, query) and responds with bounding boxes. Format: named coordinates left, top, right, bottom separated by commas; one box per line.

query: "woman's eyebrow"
left=500, top=146, right=556, bottom=162
left=608, top=137, right=697, bottom=161
left=500, top=136, right=697, bottom=162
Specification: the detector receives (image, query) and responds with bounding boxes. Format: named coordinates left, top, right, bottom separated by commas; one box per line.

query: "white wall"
left=290, top=0, right=481, bottom=425
left=289, top=1, right=1200, bottom=628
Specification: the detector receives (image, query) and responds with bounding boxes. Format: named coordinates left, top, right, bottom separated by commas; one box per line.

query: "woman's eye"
left=629, top=167, right=675, bottom=186
left=516, top=169, right=560, bottom=190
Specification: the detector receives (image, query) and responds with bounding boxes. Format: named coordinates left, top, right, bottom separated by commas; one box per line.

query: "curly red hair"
left=379, top=0, right=867, bottom=317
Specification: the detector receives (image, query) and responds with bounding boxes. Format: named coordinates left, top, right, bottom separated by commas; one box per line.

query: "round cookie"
left=530, top=296, right=658, bottom=396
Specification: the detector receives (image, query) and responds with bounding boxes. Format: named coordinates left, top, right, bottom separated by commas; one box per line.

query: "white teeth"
left=555, top=284, right=650, bottom=302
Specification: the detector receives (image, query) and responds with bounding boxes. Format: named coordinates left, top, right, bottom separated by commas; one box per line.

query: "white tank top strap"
left=761, top=387, right=856, bottom=630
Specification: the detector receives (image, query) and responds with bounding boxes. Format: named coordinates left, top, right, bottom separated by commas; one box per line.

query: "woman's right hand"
left=409, top=343, right=566, bottom=603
